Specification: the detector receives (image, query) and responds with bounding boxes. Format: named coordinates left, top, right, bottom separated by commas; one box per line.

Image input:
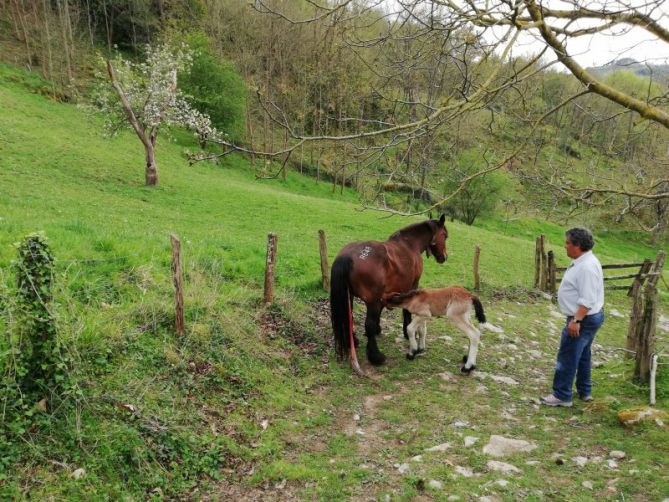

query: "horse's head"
left=426, top=214, right=448, bottom=263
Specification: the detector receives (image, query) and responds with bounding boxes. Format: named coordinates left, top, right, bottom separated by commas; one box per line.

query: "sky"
left=380, top=0, right=669, bottom=70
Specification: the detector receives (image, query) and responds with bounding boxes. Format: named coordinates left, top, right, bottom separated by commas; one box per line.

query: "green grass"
left=1, top=62, right=668, bottom=500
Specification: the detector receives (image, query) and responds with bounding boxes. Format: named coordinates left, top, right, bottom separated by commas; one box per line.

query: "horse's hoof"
left=416, top=348, right=426, bottom=354
left=461, top=355, right=468, bottom=364
left=460, top=365, right=476, bottom=375
left=406, top=353, right=415, bottom=360
left=367, top=351, right=386, bottom=366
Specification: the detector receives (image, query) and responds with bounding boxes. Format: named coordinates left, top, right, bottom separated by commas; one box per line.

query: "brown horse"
left=330, top=215, right=448, bottom=373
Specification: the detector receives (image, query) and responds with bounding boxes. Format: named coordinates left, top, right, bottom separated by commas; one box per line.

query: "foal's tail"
left=330, top=255, right=354, bottom=360
left=472, top=296, right=487, bottom=324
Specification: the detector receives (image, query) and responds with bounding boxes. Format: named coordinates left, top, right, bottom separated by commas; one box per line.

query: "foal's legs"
left=403, top=309, right=412, bottom=340
left=417, top=318, right=427, bottom=353
left=451, top=314, right=481, bottom=374
left=365, top=303, right=386, bottom=365
left=406, top=316, right=428, bottom=360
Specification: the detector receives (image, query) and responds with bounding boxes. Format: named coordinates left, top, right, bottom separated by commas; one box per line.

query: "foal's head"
left=426, top=214, right=448, bottom=263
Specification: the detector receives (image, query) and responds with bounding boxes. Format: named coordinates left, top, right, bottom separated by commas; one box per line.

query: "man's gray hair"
left=566, top=227, right=594, bottom=252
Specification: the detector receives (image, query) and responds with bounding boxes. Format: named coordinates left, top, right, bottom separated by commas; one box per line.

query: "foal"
left=385, top=286, right=488, bottom=374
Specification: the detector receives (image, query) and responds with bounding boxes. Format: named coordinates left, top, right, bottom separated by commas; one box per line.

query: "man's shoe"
left=540, top=394, right=573, bottom=407
left=579, top=394, right=593, bottom=402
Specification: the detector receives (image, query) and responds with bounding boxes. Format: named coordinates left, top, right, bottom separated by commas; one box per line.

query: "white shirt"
left=557, top=250, right=604, bottom=316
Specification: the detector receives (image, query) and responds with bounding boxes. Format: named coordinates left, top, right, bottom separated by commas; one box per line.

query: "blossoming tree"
left=92, top=43, right=218, bottom=186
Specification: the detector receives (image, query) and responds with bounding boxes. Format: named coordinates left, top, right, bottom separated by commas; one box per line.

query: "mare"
left=330, top=215, right=448, bottom=374
left=385, top=286, right=490, bottom=374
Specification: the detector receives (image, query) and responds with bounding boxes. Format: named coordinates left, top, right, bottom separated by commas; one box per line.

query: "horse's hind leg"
left=365, top=303, right=386, bottom=365
left=452, top=314, right=480, bottom=374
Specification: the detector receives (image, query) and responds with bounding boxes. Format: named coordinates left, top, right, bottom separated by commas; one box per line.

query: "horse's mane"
left=389, top=220, right=433, bottom=241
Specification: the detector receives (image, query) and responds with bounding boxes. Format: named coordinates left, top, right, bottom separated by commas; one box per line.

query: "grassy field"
left=1, top=63, right=668, bottom=500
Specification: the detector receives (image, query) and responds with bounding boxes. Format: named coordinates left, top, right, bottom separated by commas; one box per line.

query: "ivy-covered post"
left=14, top=233, right=58, bottom=397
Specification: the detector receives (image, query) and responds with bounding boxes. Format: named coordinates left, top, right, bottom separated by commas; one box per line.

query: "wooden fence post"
left=473, top=245, right=481, bottom=291
left=626, top=259, right=652, bottom=357
left=547, top=250, right=556, bottom=296
left=170, top=234, right=185, bottom=335
left=264, top=232, right=278, bottom=304
left=318, top=229, right=330, bottom=291
left=539, top=235, right=547, bottom=291
left=534, top=237, right=541, bottom=289
left=634, top=251, right=666, bottom=383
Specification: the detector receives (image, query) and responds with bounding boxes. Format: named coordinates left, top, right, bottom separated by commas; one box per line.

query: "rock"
left=70, top=468, right=86, bottom=480
left=428, top=480, right=443, bottom=490
left=609, top=450, right=626, bottom=460
left=487, top=460, right=521, bottom=474
left=397, top=463, right=411, bottom=474
left=479, top=496, right=502, bottom=502
left=607, top=459, right=619, bottom=469
left=452, top=420, right=469, bottom=428
left=447, top=496, right=461, bottom=501
left=475, top=372, right=519, bottom=386
left=464, top=436, right=479, bottom=447
left=495, top=479, right=510, bottom=487
left=608, top=309, right=625, bottom=318
left=483, top=435, right=537, bottom=457
left=582, top=481, right=593, bottom=489
left=426, top=442, right=451, bottom=452
left=410, top=455, right=423, bottom=462
left=618, top=407, right=668, bottom=427
left=454, top=465, right=474, bottom=477
left=525, top=460, right=540, bottom=466
left=353, top=414, right=360, bottom=421
left=572, top=456, right=588, bottom=467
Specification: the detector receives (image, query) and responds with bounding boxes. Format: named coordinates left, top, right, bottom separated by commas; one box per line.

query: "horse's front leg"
left=406, top=317, right=426, bottom=360
left=417, top=318, right=427, bottom=354
left=402, top=309, right=412, bottom=340
left=365, top=303, right=386, bottom=366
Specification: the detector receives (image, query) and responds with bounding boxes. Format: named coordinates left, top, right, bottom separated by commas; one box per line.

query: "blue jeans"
left=552, top=311, right=605, bottom=401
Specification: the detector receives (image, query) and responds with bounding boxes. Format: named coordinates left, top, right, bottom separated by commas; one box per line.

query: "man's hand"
left=568, top=320, right=581, bottom=337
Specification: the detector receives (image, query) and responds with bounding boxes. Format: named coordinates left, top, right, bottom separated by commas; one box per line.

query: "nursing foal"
left=385, top=286, right=488, bottom=374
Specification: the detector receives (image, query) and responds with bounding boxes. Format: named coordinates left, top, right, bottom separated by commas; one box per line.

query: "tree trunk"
left=145, top=143, right=159, bottom=186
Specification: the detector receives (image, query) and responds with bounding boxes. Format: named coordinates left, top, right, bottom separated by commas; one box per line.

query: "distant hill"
left=587, top=58, right=669, bottom=82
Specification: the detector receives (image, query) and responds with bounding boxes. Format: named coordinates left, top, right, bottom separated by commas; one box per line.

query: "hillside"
left=1, top=64, right=668, bottom=500
left=587, top=58, right=669, bottom=82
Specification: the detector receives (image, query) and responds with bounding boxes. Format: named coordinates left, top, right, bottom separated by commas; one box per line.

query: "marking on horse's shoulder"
left=359, top=246, right=373, bottom=260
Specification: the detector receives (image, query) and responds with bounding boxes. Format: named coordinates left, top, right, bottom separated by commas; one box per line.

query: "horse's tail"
left=472, top=296, right=486, bottom=324
left=330, top=255, right=354, bottom=360
left=384, top=289, right=421, bottom=309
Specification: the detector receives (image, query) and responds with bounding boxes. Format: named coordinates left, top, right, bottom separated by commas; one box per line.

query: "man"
left=541, top=227, right=605, bottom=407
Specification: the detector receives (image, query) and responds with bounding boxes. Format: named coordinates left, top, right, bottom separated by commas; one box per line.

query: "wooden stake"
left=626, top=259, right=652, bottom=357
left=634, top=251, right=665, bottom=383
left=534, top=237, right=541, bottom=289
left=170, top=234, right=184, bottom=335
left=473, top=245, right=481, bottom=291
left=264, top=232, right=278, bottom=304
left=318, top=230, right=330, bottom=291
left=538, top=235, right=547, bottom=291
left=548, top=250, right=556, bottom=296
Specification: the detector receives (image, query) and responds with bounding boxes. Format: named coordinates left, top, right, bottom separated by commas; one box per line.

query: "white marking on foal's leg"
left=451, top=314, right=480, bottom=373
left=406, top=318, right=420, bottom=360
left=417, top=318, right=427, bottom=353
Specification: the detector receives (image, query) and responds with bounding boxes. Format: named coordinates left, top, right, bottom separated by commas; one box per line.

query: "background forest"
left=2, top=0, right=668, bottom=241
